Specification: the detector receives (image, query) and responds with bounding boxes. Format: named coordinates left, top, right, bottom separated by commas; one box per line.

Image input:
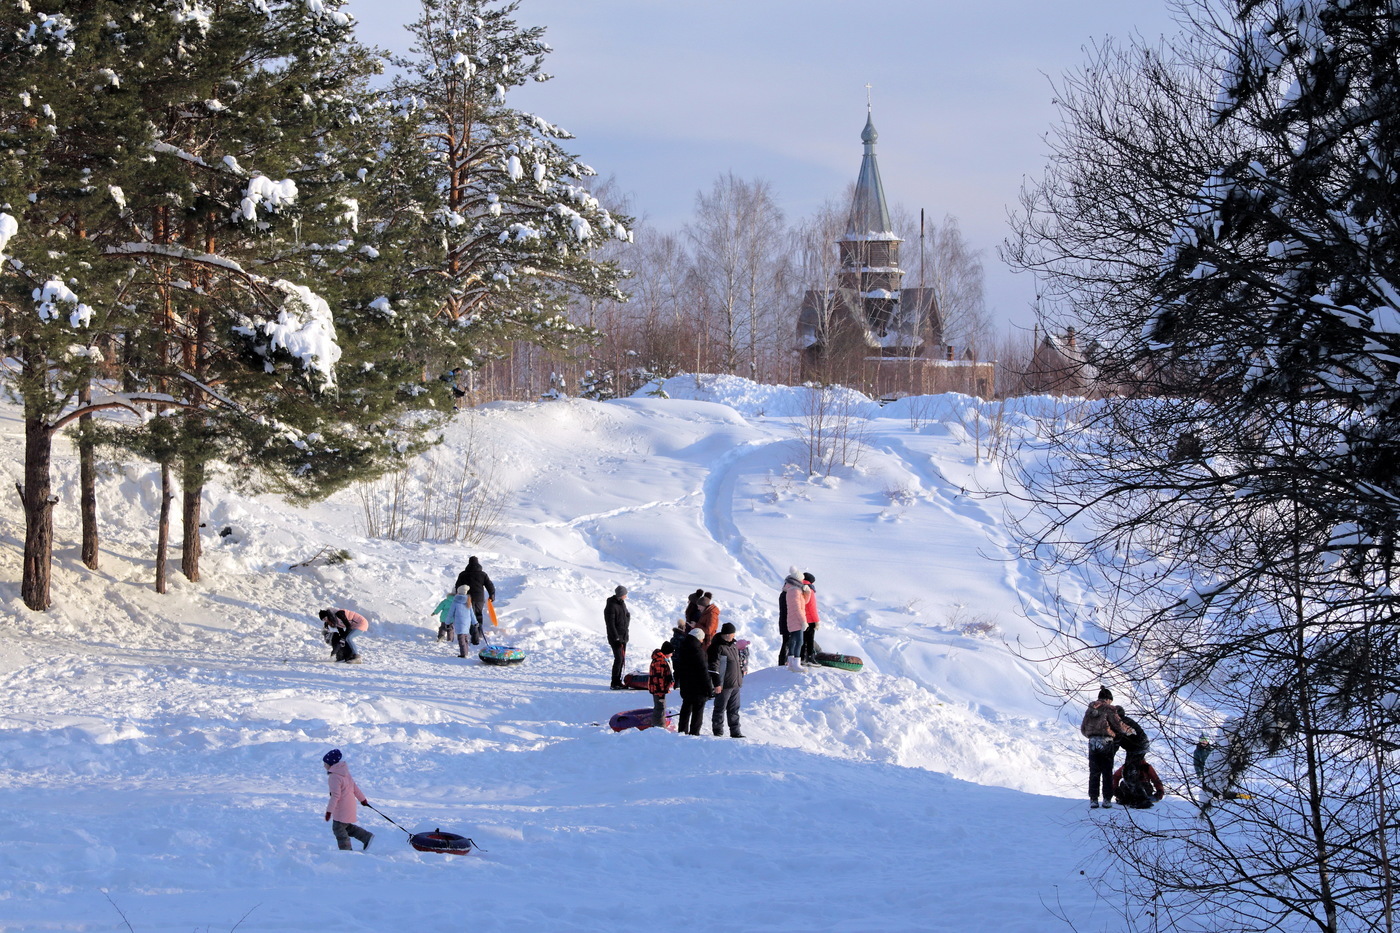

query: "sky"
left=349, top=0, right=1187, bottom=333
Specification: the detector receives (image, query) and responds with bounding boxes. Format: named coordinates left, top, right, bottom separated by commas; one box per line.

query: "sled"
left=812, top=652, right=863, bottom=672
left=363, top=804, right=487, bottom=858
left=478, top=645, right=526, bottom=666
left=609, top=707, right=677, bottom=732
left=409, top=830, right=479, bottom=856
left=622, top=672, right=651, bottom=690
left=488, top=599, right=499, bottom=627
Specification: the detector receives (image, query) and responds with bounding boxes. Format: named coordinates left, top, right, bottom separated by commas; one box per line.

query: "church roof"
left=843, top=112, right=896, bottom=241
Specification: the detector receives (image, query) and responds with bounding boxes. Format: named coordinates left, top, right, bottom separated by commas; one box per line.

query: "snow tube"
left=409, top=829, right=477, bottom=856
left=622, top=672, right=650, bottom=690
left=813, top=652, right=863, bottom=672
left=478, top=645, right=526, bottom=666
left=609, top=707, right=677, bottom=732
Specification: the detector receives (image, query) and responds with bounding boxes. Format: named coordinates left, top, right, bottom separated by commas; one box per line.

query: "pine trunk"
left=19, top=413, right=56, bottom=611
left=156, top=461, right=171, bottom=595
left=78, top=381, right=99, bottom=571
left=180, top=457, right=203, bottom=583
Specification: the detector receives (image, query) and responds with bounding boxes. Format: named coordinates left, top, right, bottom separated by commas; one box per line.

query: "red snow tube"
left=609, top=707, right=677, bottom=732
left=622, top=672, right=650, bottom=690
left=409, top=830, right=477, bottom=856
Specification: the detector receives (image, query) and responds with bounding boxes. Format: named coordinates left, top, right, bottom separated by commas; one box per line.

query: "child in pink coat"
left=322, top=748, right=374, bottom=851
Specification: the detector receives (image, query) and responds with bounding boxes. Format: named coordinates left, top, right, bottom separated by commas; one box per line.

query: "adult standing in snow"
left=453, top=556, right=496, bottom=644
left=800, top=571, right=820, bottom=664
left=648, top=641, right=675, bottom=727
left=673, top=627, right=712, bottom=736
left=1080, top=687, right=1134, bottom=808
left=696, top=592, right=720, bottom=650
left=707, top=622, right=747, bottom=738
left=322, top=748, right=373, bottom=851
left=605, top=585, right=631, bottom=690
left=781, top=568, right=811, bottom=672
left=684, top=588, right=705, bottom=628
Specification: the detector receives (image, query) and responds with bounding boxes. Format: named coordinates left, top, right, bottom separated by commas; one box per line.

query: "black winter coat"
left=604, top=594, right=630, bottom=644
left=708, top=637, right=745, bottom=689
left=454, top=558, right=495, bottom=605
left=672, top=634, right=712, bottom=698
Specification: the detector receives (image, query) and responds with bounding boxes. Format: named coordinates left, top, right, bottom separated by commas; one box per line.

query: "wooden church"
left=796, top=111, right=994, bottom=398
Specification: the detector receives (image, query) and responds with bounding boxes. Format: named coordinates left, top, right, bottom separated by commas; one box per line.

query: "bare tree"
left=687, top=173, right=792, bottom=379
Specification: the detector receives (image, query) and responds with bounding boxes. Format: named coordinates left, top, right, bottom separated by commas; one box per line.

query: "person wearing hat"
left=781, top=568, right=811, bottom=672
left=800, top=572, right=821, bottom=664
left=696, top=592, right=720, bottom=651
left=707, top=621, right=748, bottom=738
left=648, top=641, right=675, bottom=727
left=604, top=585, right=631, bottom=690
left=322, top=749, right=373, bottom=851
left=673, top=626, right=713, bottom=735
left=1080, top=687, right=1134, bottom=808
left=453, top=556, right=496, bottom=645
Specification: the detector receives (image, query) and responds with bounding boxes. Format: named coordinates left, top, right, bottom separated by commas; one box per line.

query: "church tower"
left=837, top=112, right=904, bottom=338
left=795, top=106, right=993, bottom=397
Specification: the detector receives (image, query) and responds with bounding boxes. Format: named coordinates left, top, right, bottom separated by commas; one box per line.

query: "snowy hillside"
left=0, top=376, right=1145, bottom=932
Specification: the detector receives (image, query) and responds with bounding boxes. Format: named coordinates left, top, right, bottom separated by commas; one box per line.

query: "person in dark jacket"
left=1111, top=755, right=1165, bottom=808
left=707, top=622, right=746, bottom=738
left=604, top=585, right=630, bottom=690
left=684, top=588, right=705, bottom=628
left=453, top=556, right=496, bottom=644
left=1081, top=686, right=1134, bottom=808
left=648, top=642, right=675, bottom=727
left=777, top=586, right=790, bottom=667
left=800, top=571, right=820, bottom=664
left=672, top=627, right=712, bottom=736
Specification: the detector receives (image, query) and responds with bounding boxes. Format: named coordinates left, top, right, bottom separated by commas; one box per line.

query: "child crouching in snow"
left=322, top=748, right=374, bottom=851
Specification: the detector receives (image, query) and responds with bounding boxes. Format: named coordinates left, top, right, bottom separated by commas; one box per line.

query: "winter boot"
left=362, top=831, right=373, bottom=851
left=1090, top=800, right=1101, bottom=809
left=787, top=656, right=802, bottom=672
left=1102, top=800, right=1114, bottom=808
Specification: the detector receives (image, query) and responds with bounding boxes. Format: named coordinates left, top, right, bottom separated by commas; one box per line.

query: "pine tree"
left=0, top=1, right=451, bottom=605
left=389, top=0, right=631, bottom=376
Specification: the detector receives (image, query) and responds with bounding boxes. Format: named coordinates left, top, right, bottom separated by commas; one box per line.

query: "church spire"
left=844, top=98, right=894, bottom=239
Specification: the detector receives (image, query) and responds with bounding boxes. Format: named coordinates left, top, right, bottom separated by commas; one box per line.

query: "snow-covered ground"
left=0, top=375, right=1158, bottom=931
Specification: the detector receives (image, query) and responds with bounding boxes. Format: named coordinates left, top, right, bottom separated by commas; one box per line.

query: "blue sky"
left=350, top=0, right=1185, bottom=332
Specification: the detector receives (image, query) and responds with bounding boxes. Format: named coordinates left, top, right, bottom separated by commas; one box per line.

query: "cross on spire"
left=865, top=83, right=873, bottom=112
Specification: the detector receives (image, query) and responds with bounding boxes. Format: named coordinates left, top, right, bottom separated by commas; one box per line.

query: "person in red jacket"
left=800, top=571, right=821, bottom=664
left=648, top=641, right=675, bottom=727
left=696, top=593, right=720, bottom=651
left=1111, top=755, right=1166, bottom=808
left=322, top=748, right=373, bottom=851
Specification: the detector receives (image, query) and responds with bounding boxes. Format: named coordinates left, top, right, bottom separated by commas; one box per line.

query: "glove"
left=324, top=812, right=331, bottom=821
left=361, top=799, right=369, bottom=807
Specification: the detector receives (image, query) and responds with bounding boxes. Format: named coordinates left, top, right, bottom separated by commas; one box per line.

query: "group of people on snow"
left=1080, top=687, right=1188, bottom=810
left=433, top=555, right=496, bottom=656
left=607, top=566, right=824, bottom=738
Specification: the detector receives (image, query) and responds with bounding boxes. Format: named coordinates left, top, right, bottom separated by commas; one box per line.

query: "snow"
left=0, top=376, right=1154, bottom=931
left=252, top=280, right=341, bottom=385
left=239, top=175, right=299, bottom=223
